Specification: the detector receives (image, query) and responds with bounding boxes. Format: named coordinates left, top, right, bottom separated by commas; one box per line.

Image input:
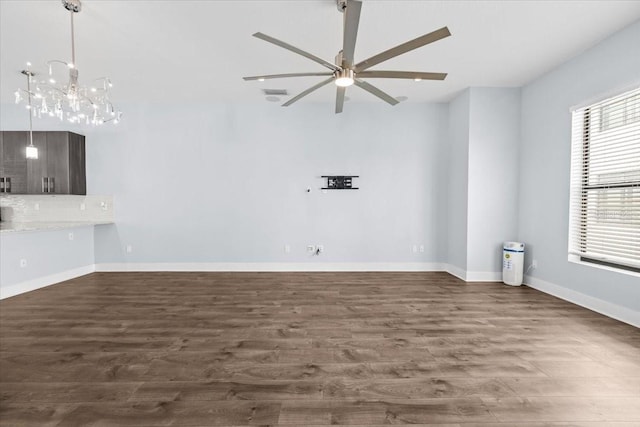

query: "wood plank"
left=1, top=271, right=639, bottom=426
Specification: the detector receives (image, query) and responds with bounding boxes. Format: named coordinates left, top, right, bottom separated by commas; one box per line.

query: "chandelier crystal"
left=14, top=0, right=121, bottom=126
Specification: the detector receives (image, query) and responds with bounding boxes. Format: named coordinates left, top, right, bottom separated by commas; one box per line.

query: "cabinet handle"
left=5, top=177, right=10, bottom=193
left=49, top=177, right=55, bottom=193
left=42, top=177, right=48, bottom=193
left=0, top=177, right=4, bottom=193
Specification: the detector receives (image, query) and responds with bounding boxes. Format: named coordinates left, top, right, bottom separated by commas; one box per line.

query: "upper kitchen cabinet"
left=0, top=131, right=86, bottom=195
left=0, top=131, right=29, bottom=194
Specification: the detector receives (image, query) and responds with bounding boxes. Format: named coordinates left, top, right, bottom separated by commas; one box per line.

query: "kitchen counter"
left=0, top=221, right=113, bottom=234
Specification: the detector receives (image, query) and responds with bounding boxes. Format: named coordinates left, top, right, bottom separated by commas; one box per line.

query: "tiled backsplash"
left=0, top=195, right=114, bottom=223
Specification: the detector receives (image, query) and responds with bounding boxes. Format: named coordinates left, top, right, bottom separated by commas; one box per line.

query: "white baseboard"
left=442, top=264, right=502, bottom=282
left=96, top=262, right=504, bottom=281
left=466, top=271, right=503, bottom=282
left=95, top=262, right=446, bottom=272
left=0, top=264, right=96, bottom=300
left=525, top=275, right=640, bottom=328
left=443, top=263, right=467, bottom=281
left=0, top=262, right=505, bottom=300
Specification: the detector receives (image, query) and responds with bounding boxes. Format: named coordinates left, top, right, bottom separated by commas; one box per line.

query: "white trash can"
left=503, top=242, right=525, bottom=286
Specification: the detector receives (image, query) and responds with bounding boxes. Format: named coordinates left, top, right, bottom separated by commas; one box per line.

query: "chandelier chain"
left=70, top=11, right=76, bottom=66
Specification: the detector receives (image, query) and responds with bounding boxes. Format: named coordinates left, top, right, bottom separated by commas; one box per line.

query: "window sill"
left=568, top=254, right=640, bottom=278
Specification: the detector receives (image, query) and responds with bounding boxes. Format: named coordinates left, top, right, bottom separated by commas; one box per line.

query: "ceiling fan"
left=244, top=0, right=450, bottom=114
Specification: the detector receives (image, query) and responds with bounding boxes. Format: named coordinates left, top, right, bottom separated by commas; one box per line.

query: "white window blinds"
left=569, top=86, right=640, bottom=271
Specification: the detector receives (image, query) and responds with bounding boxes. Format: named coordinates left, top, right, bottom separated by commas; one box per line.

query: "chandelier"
left=14, top=0, right=121, bottom=126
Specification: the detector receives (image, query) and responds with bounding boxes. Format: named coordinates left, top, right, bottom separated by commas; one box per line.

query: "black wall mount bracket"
left=321, top=175, right=359, bottom=190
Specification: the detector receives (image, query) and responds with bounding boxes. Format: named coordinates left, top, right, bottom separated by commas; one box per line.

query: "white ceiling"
left=1, top=0, right=639, bottom=106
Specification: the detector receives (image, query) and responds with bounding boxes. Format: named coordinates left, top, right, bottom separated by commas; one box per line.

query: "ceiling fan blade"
left=253, top=32, right=338, bottom=71
left=357, top=71, right=447, bottom=80
left=243, top=72, right=334, bottom=81
left=335, top=86, right=346, bottom=114
left=342, top=0, right=362, bottom=67
left=354, top=79, right=399, bottom=106
left=354, top=26, right=451, bottom=72
left=282, top=77, right=335, bottom=107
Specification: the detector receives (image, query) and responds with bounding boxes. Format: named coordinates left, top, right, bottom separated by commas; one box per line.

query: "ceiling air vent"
left=262, top=89, right=288, bottom=96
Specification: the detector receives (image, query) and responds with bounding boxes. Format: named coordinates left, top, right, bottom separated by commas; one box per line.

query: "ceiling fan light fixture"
left=335, top=69, right=355, bottom=87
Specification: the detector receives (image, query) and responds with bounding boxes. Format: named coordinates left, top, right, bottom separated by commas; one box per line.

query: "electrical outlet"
left=101, top=201, right=109, bottom=210
left=20, top=259, right=27, bottom=268
left=68, top=232, right=74, bottom=241
left=419, top=245, right=425, bottom=253
left=80, top=203, right=86, bottom=211
left=532, top=259, right=538, bottom=269
left=307, top=245, right=315, bottom=254
left=126, top=245, right=133, bottom=253
left=284, top=244, right=291, bottom=253
left=316, top=245, right=324, bottom=253
left=412, top=245, right=418, bottom=253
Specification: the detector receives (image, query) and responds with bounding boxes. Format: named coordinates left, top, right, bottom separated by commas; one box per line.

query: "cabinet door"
left=26, top=132, right=48, bottom=194
left=1, top=131, right=29, bottom=194
left=45, top=132, right=70, bottom=194
left=0, top=132, right=4, bottom=179
left=68, top=132, right=86, bottom=195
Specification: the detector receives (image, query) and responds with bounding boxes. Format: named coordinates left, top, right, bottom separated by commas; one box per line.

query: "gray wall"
left=446, top=90, right=470, bottom=272
left=445, top=87, right=521, bottom=276
left=0, top=226, right=94, bottom=288
left=518, top=20, right=640, bottom=311
left=467, top=87, right=521, bottom=273
left=86, top=102, right=449, bottom=264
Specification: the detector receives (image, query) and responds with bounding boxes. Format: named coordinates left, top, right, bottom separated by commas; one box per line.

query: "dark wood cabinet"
left=25, top=131, right=47, bottom=194
left=0, top=131, right=29, bottom=194
left=0, top=131, right=86, bottom=195
left=68, top=132, right=86, bottom=195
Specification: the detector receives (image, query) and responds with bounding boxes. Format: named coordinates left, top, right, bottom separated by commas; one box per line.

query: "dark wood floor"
left=0, top=272, right=639, bottom=426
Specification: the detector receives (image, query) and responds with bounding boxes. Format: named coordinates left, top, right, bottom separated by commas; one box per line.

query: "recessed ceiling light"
left=395, top=96, right=408, bottom=102
left=258, top=78, right=265, bottom=82
left=414, top=78, right=422, bottom=82
left=265, top=96, right=280, bottom=102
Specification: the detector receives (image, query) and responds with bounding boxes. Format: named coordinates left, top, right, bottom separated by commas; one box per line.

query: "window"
left=569, top=87, right=640, bottom=273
